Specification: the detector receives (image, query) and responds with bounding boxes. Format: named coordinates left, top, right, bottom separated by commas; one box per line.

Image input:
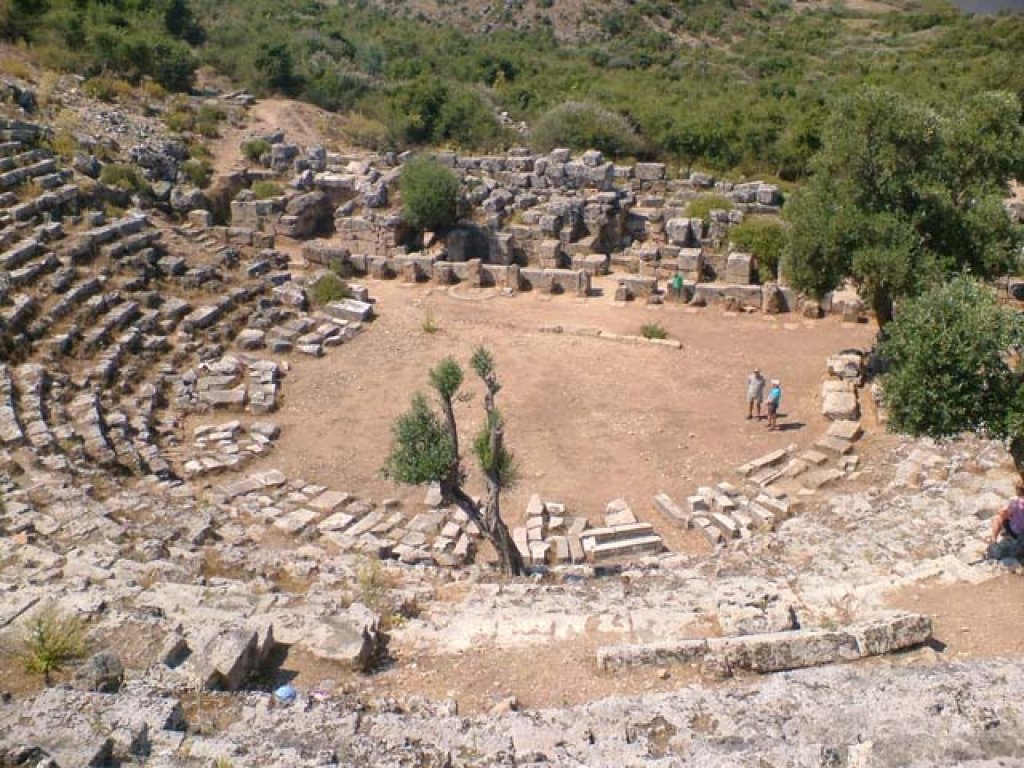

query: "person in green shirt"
left=669, top=272, right=684, bottom=302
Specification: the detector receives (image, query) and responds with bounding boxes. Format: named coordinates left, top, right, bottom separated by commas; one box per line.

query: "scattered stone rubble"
left=228, top=130, right=873, bottom=318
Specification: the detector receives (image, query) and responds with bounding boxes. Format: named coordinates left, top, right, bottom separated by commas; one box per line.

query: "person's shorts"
left=767, top=402, right=778, bottom=415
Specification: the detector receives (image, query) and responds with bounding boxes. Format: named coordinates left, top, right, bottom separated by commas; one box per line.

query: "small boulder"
left=74, top=651, right=124, bottom=693
left=802, top=299, right=823, bottom=319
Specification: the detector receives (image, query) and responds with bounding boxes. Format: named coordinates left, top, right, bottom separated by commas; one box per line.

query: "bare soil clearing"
left=887, top=574, right=1024, bottom=659
left=232, top=277, right=877, bottom=529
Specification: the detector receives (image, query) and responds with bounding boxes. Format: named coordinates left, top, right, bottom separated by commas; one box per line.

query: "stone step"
left=590, top=534, right=663, bottom=561
left=800, top=449, right=829, bottom=466
left=709, top=512, right=740, bottom=539
left=801, top=468, right=846, bottom=491
left=814, top=435, right=854, bottom=457
left=746, top=502, right=776, bottom=530
left=580, top=522, right=655, bottom=546
left=755, top=493, right=797, bottom=521
left=827, top=420, right=863, bottom=442
left=653, top=492, right=690, bottom=528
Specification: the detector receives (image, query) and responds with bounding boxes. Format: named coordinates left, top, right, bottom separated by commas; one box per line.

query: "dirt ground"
left=887, top=574, right=1024, bottom=660
left=234, top=277, right=876, bottom=530
left=253, top=573, right=1024, bottom=716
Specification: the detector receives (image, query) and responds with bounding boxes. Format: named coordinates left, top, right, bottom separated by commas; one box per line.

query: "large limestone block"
left=822, top=387, right=859, bottom=421
left=725, top=251, right=754, bottom=285
left=200, top=628, right=260, bottom=691
left=665, top=218, right=692, bottom=246
left=294, top=603, right=382, bottom=671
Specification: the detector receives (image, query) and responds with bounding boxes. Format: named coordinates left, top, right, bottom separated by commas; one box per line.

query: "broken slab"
left=827, top=420, right=863, bottom=442
left=597, top=612, right=932, bottom=672
left=736, top=448, right=788, bottom=477
left=653, top=493, right=690, bottom=528
left=199, top=628, right=261, bottom=691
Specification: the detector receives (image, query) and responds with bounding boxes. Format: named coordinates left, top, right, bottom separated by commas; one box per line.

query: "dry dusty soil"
left=232, top=276, right=877, bottom=535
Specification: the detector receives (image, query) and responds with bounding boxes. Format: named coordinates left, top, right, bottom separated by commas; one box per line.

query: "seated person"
left=990, top=482, right=1024, bottom=543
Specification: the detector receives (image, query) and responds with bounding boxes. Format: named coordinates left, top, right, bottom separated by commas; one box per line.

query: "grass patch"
left=640, top=322, right=668, bottom=340
left=687, top=194, right=734, bottom=225
left=309, top=272, right=351, bottom=306
left=18, top=604, right=88, bottom=683
left=422, top=308, right=439, bottom=334
left=83, top=76, right=134, bottom=102
left=251, top=180, right=282, bottom=200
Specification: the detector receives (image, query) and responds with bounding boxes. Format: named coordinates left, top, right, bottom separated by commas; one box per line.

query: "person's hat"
left=771, top=379, right=780, bottom=385
left=753, top=367, right=760, bottom=373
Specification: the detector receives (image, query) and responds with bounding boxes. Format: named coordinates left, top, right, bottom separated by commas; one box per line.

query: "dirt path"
left=210, top=98, right=341, bottom=177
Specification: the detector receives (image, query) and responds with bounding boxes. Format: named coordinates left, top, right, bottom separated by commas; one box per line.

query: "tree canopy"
left=783, top=87, right=1024, bottom=324
left=877, top=277, right=1024, bottom=464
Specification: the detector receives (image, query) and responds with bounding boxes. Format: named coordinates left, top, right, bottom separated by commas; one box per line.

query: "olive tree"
left=784, top=87, right=1024, bottom=326
left=385, top=348, right=524, bottom=575
left=877, top=276, right=1024, bottom=473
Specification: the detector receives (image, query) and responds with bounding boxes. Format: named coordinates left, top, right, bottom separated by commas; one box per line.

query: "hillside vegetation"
left=3, top=0, right=1024, bottom=177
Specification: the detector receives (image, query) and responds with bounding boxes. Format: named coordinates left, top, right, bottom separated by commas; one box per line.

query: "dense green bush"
left=878, top=276, right=1024, bottom=442
left=729, top=217, right=787, bottom=280
left=241, top=139, right=270, bottom=163
left=309, top=272, right=351, bottom=306
left=182, top=159, right=212, bottom=188
left=400, top=156, right=460, bottom=233
left=530, top=102, right=642, bottom=158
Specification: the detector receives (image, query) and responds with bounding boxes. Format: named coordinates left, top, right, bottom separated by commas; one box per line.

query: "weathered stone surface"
left=294, top=603, right=382, bottom=671
left=73, top=651, right=124, bottom=693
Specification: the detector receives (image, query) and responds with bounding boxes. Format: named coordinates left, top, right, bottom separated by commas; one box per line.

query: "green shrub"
left=198, top=104, right=226, bottom=124
left=242, top=139, right=270, bottom=163
left=18, top=604, right=88, bottom=682
left=728, top=216, right=787, bottom=281
left=99, top=163, right=146, bottom=193
left=251, top=180, right=282, bottom=199
left=687, top=194, right=734, bottom=225
left=164, top=108, right=193, bottom=133
left=400, top=156, right=460, bottom=232
left=530, top=101, right=642, bottom=158
left=48, top=131, right=78, bottom=157
left=83, top=76, right=133, bottom=102
left=342, top=113, right=392, bottom=152
left=309, top=272, right=351, bottom=306
left=182, top=159, right=212, bottom=189
left=196, top=104, right=226, bottom=138
left=640, top=323, right=667, bottom=340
